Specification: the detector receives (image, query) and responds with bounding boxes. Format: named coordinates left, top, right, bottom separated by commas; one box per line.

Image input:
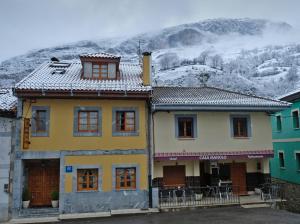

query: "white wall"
left=153, top=111, right=272, bottom=153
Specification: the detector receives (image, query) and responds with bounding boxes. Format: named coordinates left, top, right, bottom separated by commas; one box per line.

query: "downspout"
left=147, top=99, right=153, bottom=208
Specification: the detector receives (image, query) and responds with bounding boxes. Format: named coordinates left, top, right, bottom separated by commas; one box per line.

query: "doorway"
left=26, top=160, right=59, bottom=207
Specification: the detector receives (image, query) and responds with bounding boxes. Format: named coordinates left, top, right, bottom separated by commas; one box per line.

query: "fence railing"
left=260, top=183, right=285, bottom=201
left=158, top=185, right=240, bottom=208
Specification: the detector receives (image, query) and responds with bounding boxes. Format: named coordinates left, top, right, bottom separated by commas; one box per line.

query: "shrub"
left=22, top=188, right=31, bottom=201
left=51, top=191, right=59, bottom=200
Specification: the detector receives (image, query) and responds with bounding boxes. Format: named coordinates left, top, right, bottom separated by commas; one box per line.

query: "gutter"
left=151, top=104, right=291, bottom=112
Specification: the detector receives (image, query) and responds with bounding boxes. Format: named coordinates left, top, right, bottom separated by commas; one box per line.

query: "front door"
left=230, top=162, right=247, bottom=195
left=28, top=163, right=59, bottom=207
left=163, top=165, right=185, bottom=187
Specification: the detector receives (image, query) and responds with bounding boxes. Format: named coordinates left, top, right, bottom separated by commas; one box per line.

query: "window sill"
left=280, top=167, right=286, bottom=170
left=293, top=128, right=300, bottom=130
left=76, top=190, right=101, bottom=193
left=31, top=133, right=49, bottom=137
left=177, top=137, right=196, bottom=140
left=114, top=188, right=137, bottom=191
left=232, top=137, right=250, bottom=139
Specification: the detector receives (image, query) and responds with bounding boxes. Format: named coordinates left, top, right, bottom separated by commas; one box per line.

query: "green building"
left=271, top=91, right=300, bottom=185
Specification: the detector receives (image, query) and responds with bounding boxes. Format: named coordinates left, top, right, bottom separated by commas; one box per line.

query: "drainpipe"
left=147, top=100, right=153, bottom=208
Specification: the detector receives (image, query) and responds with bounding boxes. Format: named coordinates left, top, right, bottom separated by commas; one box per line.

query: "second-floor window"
left=231, top=115, right=251, bottom=138
left=116, top=111, right=136, bottom=132
left=35, top=110, right=47, bottom=133
left=276, top=115, right=282, bottom=131
left=175, top=115, right=197, bottom=139
left=178, top=118, right=193, bottom=138
left=31, top=106, right=50, bottom=137
left=73, top=107, right=101, bottom=137
left=292, top=110, right=300, bottom=129
left=78, top=111, right=98, bottom=133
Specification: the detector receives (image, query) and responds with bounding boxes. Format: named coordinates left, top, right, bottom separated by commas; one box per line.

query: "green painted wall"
left=271, top=100, right=300, bottom=184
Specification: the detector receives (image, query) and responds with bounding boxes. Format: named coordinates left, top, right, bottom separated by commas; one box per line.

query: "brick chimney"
left=142, top=52, right=152, bottom=86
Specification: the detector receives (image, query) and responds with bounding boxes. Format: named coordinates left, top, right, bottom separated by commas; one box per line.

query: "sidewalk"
left=7, top=208, right=159, bottom=224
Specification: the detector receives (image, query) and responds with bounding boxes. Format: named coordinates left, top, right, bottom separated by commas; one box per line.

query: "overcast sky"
left=0, top=0, right=300, bottom=62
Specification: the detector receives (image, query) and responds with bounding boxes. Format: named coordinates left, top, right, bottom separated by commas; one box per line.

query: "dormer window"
left=80, top=53, right=120, bottom=80
left=83, top=62, right=116, bottom=79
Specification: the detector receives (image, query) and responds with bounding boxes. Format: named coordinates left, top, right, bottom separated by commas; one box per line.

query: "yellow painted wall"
left=64, top=154, right=148, bottom=192
left=21, top=99, right=148, bottom=151
left=154, top=111, right=272, bottom=153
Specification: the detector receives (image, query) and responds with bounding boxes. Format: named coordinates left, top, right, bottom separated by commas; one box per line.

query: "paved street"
left=57, top=207, right=300, bottom=224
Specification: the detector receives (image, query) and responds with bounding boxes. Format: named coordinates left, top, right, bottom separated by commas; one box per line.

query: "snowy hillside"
left=0, top=18, right=299, bottom=97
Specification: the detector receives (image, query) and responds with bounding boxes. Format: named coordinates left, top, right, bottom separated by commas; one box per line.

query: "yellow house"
left=12, top=52, right=152, bottom=215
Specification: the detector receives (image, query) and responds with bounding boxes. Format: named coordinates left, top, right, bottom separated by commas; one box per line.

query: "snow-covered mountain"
left=0, top=18, right=299, bottom=97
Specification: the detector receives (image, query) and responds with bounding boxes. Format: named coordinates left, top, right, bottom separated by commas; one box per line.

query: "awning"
left=154, top=150, right=274, bottom=161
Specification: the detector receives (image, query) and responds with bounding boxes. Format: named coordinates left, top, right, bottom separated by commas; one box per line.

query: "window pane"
left=126, top=112, right=135, bottom=119
left=186, top=119, right=193, bottom=137
left=84, top=62, right=92, bottom=78
left=108, top=63, right=116, bottom=79
left=93, top=64, right=100, bottom=69
left=178, top=119, right=185, bottom=137
left=36, top=110, right=47, bottom=132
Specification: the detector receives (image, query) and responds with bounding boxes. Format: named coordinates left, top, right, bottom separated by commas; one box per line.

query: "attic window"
left=52, top=68, right=66, bottom=75
left=83, top=62, right=116, bottom=79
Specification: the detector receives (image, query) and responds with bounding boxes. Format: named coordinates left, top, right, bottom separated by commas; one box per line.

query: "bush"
left=51, top=191, right=59, bottom=200
left=22, top=188, right=31, bottom=201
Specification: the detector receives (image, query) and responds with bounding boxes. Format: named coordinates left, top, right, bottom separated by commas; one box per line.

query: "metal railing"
left=260, top=183, right=285, bottom=201
left=159, top=185, right=240, bottom=208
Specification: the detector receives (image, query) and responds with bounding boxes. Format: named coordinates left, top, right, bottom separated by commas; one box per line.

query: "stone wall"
left=272, top=178, right=300, bottom=213
left=60, top=190, right=148, bottom=214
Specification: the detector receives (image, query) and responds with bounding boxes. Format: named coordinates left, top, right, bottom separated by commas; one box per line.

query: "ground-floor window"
left=77, top=169, right=98, bottom=191
left=279, top=152, right=285, bottom=168
left=296, top=152, right=300, bottom=171
left=116, top=167, right=136, bottom=190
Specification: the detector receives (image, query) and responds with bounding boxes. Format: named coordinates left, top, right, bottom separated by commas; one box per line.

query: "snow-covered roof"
left=0, top=89, right=17, bottom=112
left=152, top=86, right=290, bottom=111
left=14, top=60, right=151, bottom=92
left=80, top=52, right=121, bottom=59
left=277, top=89, right=300, bottom=102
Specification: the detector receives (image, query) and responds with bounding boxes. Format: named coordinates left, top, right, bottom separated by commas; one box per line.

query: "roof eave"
left=152, top=104, right=290, bottom=112
left=13, top=89, right=152, bottom=99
